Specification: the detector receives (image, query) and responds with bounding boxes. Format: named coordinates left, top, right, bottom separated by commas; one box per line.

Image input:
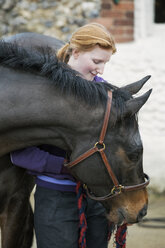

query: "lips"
left=90, top=72, right=97, bottom=78
left=117, top=209, right=126, bottom=225
left=107, top=208, right=127, bottom=225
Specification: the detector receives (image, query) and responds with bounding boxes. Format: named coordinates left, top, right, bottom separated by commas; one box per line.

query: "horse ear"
left=121, top=75, right=151, bottom=95
left=123, top=89, right=152, bottom=117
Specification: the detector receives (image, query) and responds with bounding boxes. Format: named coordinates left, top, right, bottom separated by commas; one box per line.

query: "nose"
left=97, top=64, right=105, bottom=75
left=137, top=204, right=148, bottom=222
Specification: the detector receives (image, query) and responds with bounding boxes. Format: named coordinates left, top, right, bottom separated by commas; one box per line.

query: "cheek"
left=81, top=63, right=94, bottom=74
left=80, top=56, right=95, bottom=71
left=87, top=61, right=96, bottom=71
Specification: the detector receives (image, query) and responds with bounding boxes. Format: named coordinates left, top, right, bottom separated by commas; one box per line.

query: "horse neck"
left=0, top=67, right=104, bottom=155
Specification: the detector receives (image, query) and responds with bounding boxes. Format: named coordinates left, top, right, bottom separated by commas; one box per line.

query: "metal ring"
left=111, top=185, right=124, bottom=194
left=94, top=142, right=105, bottom=151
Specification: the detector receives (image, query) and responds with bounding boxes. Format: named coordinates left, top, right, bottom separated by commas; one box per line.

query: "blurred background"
left=0, top=0, right=165, bottom=247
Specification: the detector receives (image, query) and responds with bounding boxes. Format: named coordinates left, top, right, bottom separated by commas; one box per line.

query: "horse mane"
left=0, top=40, right=131, bottom=112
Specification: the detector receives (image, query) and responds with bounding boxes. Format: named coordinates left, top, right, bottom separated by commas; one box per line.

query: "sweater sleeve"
left=10, top=146, right=65, bottom=174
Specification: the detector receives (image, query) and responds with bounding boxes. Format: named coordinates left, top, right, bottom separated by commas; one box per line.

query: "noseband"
left=65, top=91, right=150, bottom=201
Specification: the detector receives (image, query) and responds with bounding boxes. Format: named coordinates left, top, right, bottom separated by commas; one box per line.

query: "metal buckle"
left=83, top=184, right=88, bottom=190
left=111, top=185, right=124, bottom=195
left=94, top=142, right=105, bottom=151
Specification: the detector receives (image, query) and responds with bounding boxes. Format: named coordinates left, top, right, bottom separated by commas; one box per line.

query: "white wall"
left=134, top=0, right=165, bottom=39
left=134, top=0, right=155, bottom=39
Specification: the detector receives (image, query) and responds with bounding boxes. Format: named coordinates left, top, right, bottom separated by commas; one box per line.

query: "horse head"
left=67, top=76, right=152, bottom=225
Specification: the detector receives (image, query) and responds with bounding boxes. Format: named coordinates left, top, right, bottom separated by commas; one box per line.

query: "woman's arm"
left=10, top=146, right=65, bottom=174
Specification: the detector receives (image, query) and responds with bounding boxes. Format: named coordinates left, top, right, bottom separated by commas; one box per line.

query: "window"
left=154, top=0, right=165, bottom=23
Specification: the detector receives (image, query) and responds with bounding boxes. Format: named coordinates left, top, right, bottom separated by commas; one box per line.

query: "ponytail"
left=57, top=43, right=71, bottom=63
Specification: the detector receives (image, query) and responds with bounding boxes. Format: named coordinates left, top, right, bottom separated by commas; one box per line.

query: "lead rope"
left=76, top=182, right=127, bottom=248
left=108, top=223, right=127, bottom=248
left=115, top=224, right=127, bottom=248
left=76, top=182, right=87, bottom=248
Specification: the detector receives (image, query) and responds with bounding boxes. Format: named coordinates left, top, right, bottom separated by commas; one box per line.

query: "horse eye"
left=127, top=152, right=141, bottom=162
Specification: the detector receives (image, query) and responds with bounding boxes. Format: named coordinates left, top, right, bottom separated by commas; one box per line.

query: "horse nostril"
left=137, top=204, right=148, bottom=222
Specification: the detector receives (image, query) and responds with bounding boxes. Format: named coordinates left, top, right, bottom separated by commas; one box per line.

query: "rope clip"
left=111, top=185, right=124, bottom=195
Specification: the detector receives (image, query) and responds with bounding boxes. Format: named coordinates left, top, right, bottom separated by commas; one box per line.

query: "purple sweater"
left=11, top=76, right=105, bottom=192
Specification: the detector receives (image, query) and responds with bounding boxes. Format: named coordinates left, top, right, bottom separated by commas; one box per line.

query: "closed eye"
left=127, top=153, right=140, bottom=162
left=93, top=59, right=101, bottom=64
left=127, top=149, right=143, bottom=162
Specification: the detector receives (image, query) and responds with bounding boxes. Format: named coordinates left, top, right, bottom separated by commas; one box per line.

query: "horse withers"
left=0, top=33, right=152, bottom=247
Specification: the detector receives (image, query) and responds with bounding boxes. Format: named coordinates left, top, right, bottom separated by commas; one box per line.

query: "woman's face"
left=68, top=45, right=112, bottom=81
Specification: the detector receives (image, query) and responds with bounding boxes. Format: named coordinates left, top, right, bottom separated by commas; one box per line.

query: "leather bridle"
left=65, top=91, right=150, bottom=201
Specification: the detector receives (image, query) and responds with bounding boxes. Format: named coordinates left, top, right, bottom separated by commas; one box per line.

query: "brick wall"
left=92, top=0, right=134, bottom=43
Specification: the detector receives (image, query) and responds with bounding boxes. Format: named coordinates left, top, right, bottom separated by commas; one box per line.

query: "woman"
left=11, top=23, right=116, bottom=248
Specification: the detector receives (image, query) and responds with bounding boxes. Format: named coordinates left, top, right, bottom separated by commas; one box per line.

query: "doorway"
left=155, top=0, right=165, bottom=23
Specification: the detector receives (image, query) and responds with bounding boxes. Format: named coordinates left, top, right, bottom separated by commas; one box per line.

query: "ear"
left=72, top=49, right=80, bottom=59
left=121, top=75, right=151, bottom=95
left=123, top=89, right=152, bottom=117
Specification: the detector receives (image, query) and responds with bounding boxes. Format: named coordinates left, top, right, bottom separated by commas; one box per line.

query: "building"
left=93, top=0, right=165, bottom=42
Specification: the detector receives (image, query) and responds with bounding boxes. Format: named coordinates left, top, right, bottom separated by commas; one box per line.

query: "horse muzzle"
left=105, top=189, right=149, bottom=225
left=106, top=203, right=148, bottom=225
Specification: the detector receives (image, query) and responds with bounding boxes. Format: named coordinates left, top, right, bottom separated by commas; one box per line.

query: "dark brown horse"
left=0, top=33, right=152, bottom=247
